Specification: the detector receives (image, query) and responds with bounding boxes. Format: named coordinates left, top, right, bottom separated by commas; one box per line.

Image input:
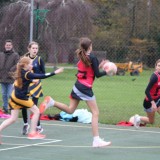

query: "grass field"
left=1, top=67, right=160, bottom=127
left=40, top=67, right=160, bottom=127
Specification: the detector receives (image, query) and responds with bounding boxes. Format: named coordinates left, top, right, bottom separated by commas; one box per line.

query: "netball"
left=103, top=61, right=117, bottom=76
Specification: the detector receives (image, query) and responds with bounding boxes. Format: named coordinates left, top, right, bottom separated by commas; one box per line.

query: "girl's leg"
left=86, top=100, right=99, bottom=137
left=141, top=111, right=155, bottom=124
left=22, top=108, right=28, bottom=124
left=0, top=109, right=19, bottom=132
left=28, top=105, right=40, bottom=133
left=32, top=97, right=41, bottom=127
left=54, top=98, right=79, bottom=114
left=86, top=100, right=111, bottom=147
left=134, top=111, right=155, bottom=128
left=21, top=108, right=30, bottom=135
left=28, top=105, right=45, bottom=139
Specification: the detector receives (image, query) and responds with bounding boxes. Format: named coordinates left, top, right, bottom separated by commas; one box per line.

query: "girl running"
left=0, top=56, right=63, bottom=144
left=39, top=37, right=111, bottom=148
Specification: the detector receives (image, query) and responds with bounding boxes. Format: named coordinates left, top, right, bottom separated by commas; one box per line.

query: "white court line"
left=2, top=135, right=56, bottom=141
left=34, top=144, right=160, bottom=149
left=41, top=122, right=160, bottom=134
left=2, top=143, right=160, bottom=149
left=0, top=140, right=62, bottom=151
left=0, top=136, right=62, bottom=152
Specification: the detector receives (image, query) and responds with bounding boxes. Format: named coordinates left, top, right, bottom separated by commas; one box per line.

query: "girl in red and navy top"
left=39, top=37, right=111, bottom=147
left=0, top=56, right=63, bottom=143
left=133, top=59, right=160, bottom=128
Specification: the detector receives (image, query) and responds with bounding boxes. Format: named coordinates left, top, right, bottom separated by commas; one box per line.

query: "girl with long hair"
left=39, top=37, right=111, bottom=147
left=0, top=56, right=63, bottom=144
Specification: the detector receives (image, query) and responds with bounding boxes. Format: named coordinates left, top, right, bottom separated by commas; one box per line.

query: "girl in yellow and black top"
left=22, top=41, right=45, bottom=135
left=0, top=56, right=63, bottom=143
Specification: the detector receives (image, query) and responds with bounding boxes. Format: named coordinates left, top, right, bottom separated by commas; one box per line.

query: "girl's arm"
left=26, top=67, right=63, bottom=80
left=145, top=73, right=158, bottom=101
left=91, top=56, right=106, bottom=78
left=39, top=57, right=45, bottom=74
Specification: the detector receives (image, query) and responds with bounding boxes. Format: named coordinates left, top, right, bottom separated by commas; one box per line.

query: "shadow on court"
left=0, top=119, right=160, bottom=160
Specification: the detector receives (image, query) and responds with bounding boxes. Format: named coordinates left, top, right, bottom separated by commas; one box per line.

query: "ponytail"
left=76, top=37, right=92, bottom=67
left=76, top=48, right=91, bottom=67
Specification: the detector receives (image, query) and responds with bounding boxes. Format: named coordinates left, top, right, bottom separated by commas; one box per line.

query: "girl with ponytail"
left=0, top=56, right=63, bottom=143
left=39, top=37, right=111, bottom=147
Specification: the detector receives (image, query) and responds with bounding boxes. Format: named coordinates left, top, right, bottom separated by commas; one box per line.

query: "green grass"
left=1, top=68, right=160, bottom=127
left=40, top=67, right=160, bottom=127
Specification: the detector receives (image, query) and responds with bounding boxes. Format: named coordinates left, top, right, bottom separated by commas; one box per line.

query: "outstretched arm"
left=26, top=67, right=64, bottom=80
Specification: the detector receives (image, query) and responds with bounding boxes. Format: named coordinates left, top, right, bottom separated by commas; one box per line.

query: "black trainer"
left=22, top=124, right=30, bottom=135
left=36, top=126, right=44, bottom=133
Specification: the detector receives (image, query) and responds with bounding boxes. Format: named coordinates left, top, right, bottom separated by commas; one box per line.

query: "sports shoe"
left=133, top=114, right=141, bottom=129
left=36, top=125, right=44, bottom=133
left=27, top=132, right=46, bottom=139
left=2, top=108, right=8, bottom=114
left=22, top=124, right=30, bottom=135
left=92, top=138, right=111, bottom=148
left=39, top=96, right=55, bottom=114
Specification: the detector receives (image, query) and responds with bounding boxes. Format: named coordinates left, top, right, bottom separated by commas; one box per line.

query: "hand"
left=151, top=101, right=157, bottom=112
left=32, top=79, right=39, bottom=84
left=55, top=67, right=64, bottom=74
left=99, top=59, right=109, bottom=69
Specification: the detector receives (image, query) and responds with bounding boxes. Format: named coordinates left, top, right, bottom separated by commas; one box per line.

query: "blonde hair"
left=76, top=37, right=92, bottom=67
left=14, top=56, right=31, bottom=88
left=155, top=59, right=160, bottom=67
left=25, top=41, right=39, bottom=56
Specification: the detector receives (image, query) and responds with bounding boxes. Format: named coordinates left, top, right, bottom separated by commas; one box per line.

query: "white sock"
left=36, top=125, right=41, bottom=129
left=137, top=115, right=141, bottom=122
left=24, top=123, right=29, bottom=125
left=93, top=136, right=100, bottom=141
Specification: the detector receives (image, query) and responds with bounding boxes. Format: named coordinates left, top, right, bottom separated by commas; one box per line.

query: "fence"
left=0, top=0, right=160, bottom=125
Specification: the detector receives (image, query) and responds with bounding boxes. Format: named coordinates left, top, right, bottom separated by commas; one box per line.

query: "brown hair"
left=155, top=59, right=160, bottom=67
left=5, top=39, right=13, bottom=44
left=13, top=56, right=31, bottom=88
left=76, top=37, right=92, bottom=67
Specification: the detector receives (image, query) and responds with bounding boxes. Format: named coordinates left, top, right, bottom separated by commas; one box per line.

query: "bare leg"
left=27, top=105, right=45, bottom=139
left=140, top=111, right=155, bottom=124
left=0, top=109, right=19, bottom=143
left=0, top=109, right=19, bottom=132
left=29, top=105, right=40, bottom=133
left=86, top=100, right=111, bottom=147
left=86, top=100, right=99, bottom=137
left=54, top=98, right=79, bottom=114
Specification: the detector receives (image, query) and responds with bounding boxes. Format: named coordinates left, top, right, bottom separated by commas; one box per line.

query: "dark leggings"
left=22, top=97, right=40, bottom=126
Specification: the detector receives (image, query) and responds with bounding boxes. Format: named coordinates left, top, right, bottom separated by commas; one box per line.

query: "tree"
left=0, top=0, right=93, bottom=63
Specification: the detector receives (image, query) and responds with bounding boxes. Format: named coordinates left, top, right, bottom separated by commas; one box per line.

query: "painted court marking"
left=1, top=122, right=160, bottom=150
left=0, top=135, right=62, bottom=152
left=42, top=122, right=160, bottom=134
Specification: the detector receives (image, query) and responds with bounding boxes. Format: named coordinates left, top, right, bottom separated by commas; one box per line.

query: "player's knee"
left=66, top=107, right=75, bottom=114
left=149, top=119, right=154, bottom=124
left=11, top=117, right=17, bottom=123
left=92, top=111, right=99, bottom=118
left=67, top=109, right=74, bottom=114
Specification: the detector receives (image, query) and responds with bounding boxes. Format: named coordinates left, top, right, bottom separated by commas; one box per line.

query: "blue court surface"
left=0, top=119, right=160, bottom=160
